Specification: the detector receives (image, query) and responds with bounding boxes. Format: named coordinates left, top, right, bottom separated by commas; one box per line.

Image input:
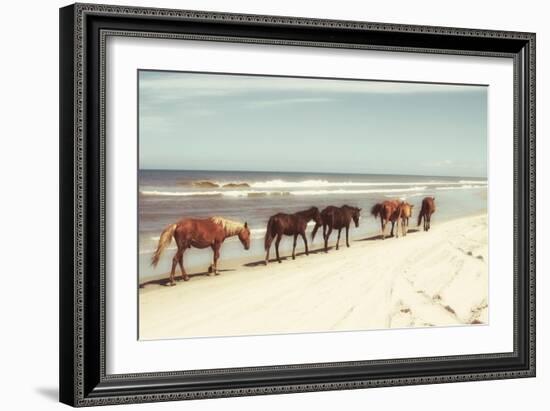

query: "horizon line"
left=138, top=168, right=487, bottom=180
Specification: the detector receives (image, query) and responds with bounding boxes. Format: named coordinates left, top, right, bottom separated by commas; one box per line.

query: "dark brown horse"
left=312, top=205, right=361, bottom=252
left=418, top=196, right=436, bottom=231
left=264, top=207, right=322, bottom=264
left=370, top=199, right=408, bottom=239
left=151, top=217, right=251, bottom=286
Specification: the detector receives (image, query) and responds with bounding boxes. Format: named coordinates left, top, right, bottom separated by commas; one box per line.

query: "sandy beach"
left=139, top=213, right=488, bottom=340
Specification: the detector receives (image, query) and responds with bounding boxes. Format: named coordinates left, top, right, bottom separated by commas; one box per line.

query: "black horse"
left=312, top=205, right=361, bottom=252
left=264, top=207, right=322, bottom=264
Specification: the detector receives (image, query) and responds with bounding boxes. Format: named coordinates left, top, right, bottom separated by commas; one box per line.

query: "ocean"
left=139, top=170, right=487, bottom=282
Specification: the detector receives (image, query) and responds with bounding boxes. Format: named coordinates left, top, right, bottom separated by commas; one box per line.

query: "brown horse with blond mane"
left=399, top=202, right=414, bottom=236
left=371, top=199, right=411, bottom=239
left=151, top=217, right=251, bottom=286
left=264, top=207, right=322, bottom=264
left=418, top=196, right=436, bottom=231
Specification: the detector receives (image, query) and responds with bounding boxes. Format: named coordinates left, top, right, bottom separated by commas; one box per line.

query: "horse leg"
left=208, top=247, right=214, bottom=274
left=265, top=235, right=273, bottom=265
left=394, top=218, right=403, bottom=238
left=292, top=234, right=298, bottom=260
left=324, top=227, right=333, bottom=252
left=177, top=248, right=189, bottom=282
left=391, top=220, right=396, bottom=237
left=427, top=214, right=431, bottom=231
left=336, top=228, right=341, bottom=250
left=212, top=244, right=221, bottom=274
left=265, top=245, right=271, bottom=265
left=398, top=218, right=402, bottom=237
left=169, top=246, right=184, bottom=286
left=275, top=234, right=282, bottom=263
left=169, top=251, right=179, bottom=286
left=208, top=245, right=215, bottom=274
left=300, top=231, right=309, bottom=255
left=346, top=225, right=350, bottom=247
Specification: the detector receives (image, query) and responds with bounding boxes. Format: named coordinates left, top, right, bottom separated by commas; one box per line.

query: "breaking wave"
left=140, top=186, right=433, bottom=197
left=175, top=178, right=487, bottom=190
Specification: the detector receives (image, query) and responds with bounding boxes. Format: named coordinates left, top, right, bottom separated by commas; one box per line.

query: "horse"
left=370, top=199, right=409, bottom=239
left=418, top=196, right=436, bottom=231
left=312, top=205, right=361, bottom=253
left=151, top=216, right=251, bottom=286
left=264, top=207, right=322, bottom=264
left=399, top=202, right=414, bottom=236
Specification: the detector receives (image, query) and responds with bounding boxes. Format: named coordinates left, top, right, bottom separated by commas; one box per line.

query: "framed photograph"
left=59, top=3, right=536, bottom=407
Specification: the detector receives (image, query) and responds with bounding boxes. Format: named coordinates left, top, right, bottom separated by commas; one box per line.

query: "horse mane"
left=210, top=216, right=245, bottom=236
left=297, top=206, right=318, bottom=216
left=342, top=204, right=359, bottom=211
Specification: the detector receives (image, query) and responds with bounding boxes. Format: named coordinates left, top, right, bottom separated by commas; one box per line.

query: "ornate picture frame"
left=59, top=3, right=535, bottom=407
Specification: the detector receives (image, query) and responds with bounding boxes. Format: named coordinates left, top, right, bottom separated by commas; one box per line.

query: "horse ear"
left=244, top=221, right=248, bottom=228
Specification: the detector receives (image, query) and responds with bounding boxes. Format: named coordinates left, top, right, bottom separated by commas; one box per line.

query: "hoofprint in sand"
left=139, top=214, right=488, bottom=340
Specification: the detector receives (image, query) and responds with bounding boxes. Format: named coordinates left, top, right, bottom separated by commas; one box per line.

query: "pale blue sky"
left=139, top=70, right=487, bottom=177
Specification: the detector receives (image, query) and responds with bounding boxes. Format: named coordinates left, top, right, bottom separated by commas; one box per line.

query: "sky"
left=139, top=70, right=487, bottom=178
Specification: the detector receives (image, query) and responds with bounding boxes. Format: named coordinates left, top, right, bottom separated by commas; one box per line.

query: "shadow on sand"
left=140, top=228, right=425, bottom=286
left=357, top=228, right=421, bottom=242
left=244, top=247, right=333, bottom=267
left=139, top=269, right=235, bottom=288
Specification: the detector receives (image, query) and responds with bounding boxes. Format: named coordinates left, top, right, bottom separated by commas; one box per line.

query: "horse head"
left=352, top=207, right=361, bottom=227
left=310, top=207, right=323, bottom=241
left=400, top=202, right=413, bottom=218
left=238, top=222, right=251, bottom=250
left=310, top=207, right=323, bottom=226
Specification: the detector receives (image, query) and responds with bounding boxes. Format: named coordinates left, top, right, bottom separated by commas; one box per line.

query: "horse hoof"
left=183, top=276, right=190, bottom=282
left=278, top=260, right=282, bottom=264
left=208, top=265, right=213, bottom=273
left=167, top=282, right=176, bottom=287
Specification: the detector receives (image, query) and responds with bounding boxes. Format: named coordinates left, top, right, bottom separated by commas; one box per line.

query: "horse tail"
left=370, top=203, right=382, bottom=218
left=264, top=217, right=276, bottom=250
left=151, top=223, right=177, bottom=267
